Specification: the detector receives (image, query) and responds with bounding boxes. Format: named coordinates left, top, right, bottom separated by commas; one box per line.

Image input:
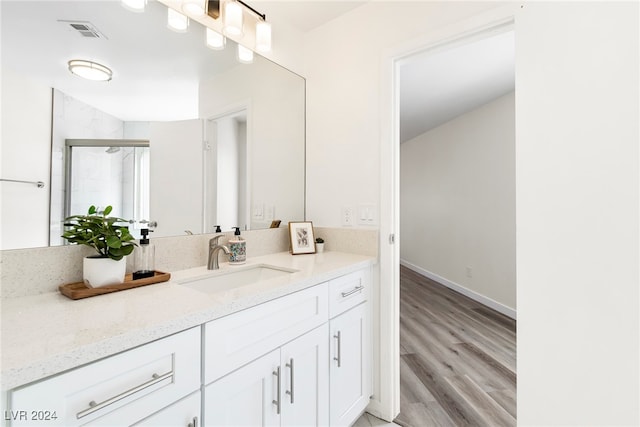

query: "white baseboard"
left=400, top=259, right=517, bottom=320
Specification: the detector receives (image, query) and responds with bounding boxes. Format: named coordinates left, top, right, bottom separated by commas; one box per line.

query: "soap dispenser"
left=228, top=227, right=246, bottom=265
left=133, top=228, right=155, bottom=279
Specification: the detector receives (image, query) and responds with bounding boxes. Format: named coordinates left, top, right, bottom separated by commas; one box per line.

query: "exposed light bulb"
left=206, top=28, right=226, bottom=50
left=167, top=8, right=189, bottom=32
left=224, top=1, right=243, bottom=37
left=255, top=21, right=271, bottom=52
left=237, top=44, right=253, bottom=64
left=121, top=0, right=146, bottom=12
left=182, top=0, right=205, bottom=16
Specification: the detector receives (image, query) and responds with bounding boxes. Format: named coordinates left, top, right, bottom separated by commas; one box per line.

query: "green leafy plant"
left=315, top=237, right=324, bottom=244
left=62, top=205, right=136, bottom=261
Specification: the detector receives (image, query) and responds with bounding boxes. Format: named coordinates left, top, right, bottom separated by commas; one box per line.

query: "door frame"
left=376, top=4, right=519, bottom=421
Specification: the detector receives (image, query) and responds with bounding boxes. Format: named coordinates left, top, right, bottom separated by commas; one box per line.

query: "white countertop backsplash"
left=1, top=227, right=378, bottom=391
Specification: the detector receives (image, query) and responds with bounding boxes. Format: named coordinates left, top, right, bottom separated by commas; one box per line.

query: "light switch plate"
left=357, top=204, right=377, bottom=225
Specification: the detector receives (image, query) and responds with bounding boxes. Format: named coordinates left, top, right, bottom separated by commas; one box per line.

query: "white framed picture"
left=288, top=221, right=316, bottom=255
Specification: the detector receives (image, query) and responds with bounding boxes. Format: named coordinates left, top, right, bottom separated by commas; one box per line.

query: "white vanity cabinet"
left=328, top=269, right=372, bottom=427
left=133, top=391, right=201, bottom=427
left=7, top=327, right=200, bottom=427
left=204, top=324, right=329, bottom=427
left=202, top=284, right=329, bottom=426
left=202, top=266, right=372, bottom=427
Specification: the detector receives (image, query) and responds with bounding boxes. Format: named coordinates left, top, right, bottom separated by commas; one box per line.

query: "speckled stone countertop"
left=1, top=251, right=375, bottom=391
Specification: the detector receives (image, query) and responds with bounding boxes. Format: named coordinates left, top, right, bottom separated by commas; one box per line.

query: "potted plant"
left=62, top=205, right=136, bottom=288
left=315, top=237, right=325, bottom=253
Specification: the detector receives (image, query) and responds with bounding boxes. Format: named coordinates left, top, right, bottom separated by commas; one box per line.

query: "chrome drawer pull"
left=341, top=285, right=364, bottom=298
left=333, top=331, right=342, bottom=367
left=285, top=358, right=294, bottom=404
left=272, top=366, right=281, bottom=414
left=76, top=371, right=173, bottom=419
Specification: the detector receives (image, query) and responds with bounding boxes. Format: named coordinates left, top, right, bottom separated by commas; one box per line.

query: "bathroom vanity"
left=1, top=252, right=374, bottom=427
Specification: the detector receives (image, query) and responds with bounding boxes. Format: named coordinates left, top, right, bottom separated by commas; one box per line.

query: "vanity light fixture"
left=237, top=44, right=253, bottom=64
left=206, top=28, right=226, bottom=50
left=255, top=20, right=271, bottom=52
left=121, top=0, right=146, bottom=12
left=223, top=0, right=243, bottom=36
left=182, top=0, right=205, bottom=16
left=68, top=60, right=113, bottom=82
left=167, top=8, right=189, bottom=32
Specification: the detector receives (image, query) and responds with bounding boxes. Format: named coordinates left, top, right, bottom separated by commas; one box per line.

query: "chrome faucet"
left=208, top=235, right=230, bottom=270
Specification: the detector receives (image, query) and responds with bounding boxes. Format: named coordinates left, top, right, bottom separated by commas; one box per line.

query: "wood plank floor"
left=394, top=266, right=516, bottom=427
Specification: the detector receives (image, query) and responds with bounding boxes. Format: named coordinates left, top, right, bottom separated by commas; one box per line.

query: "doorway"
left=384, top=21, right=516, bottom=424
left=206, top=109, right=249, bottom=232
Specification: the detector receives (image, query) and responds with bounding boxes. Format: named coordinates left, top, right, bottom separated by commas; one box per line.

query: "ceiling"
left=2, top=1, right=514, bottom=134
left=399, top=29, right=515, bottom=143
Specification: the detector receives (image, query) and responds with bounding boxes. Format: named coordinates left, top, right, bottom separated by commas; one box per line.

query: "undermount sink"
left=178, top=264, right=298, bottom=294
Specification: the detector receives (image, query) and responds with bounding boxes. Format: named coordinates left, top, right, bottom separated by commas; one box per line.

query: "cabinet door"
left=280, top=324, right=329, bottom=427
left=329, top=302, right=371, bottom=427
left=132, top=391, right=200, bottom=427
left=204, top=350, right=280, bottom=427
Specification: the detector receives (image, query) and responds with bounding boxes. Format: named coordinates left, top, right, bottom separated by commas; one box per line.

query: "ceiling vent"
left=58, top=20, right=107, bottom=39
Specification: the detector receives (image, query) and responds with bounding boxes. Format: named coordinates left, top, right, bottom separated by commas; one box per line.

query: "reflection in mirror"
left=0, top=0, right=305, bottom=250
left=59, top=139, right=150, bottom=246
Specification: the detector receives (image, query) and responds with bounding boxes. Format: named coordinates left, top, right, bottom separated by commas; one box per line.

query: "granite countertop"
left=1, top=251, right=374, bottom=391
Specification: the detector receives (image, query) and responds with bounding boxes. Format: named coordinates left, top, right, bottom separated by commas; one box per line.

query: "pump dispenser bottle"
left=228, top=227, right=246, bottom=265
left=133, top=228, right=155, bottom=279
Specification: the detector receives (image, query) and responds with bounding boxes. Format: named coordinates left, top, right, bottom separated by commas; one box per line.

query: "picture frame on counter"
left=288, top=221, right=316, bottom=255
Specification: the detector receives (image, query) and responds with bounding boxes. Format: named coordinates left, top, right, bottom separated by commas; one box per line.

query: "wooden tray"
left=59, top=271, right=171, bottom=300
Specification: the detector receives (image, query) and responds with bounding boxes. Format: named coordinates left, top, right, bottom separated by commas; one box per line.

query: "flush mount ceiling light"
left=121, top=0, right=147, bottom=12
left=68, top=60, right=113, bottom=81
left=206, top=28, right=226, bottom=50
left=167, top=8, right=189, bottom=32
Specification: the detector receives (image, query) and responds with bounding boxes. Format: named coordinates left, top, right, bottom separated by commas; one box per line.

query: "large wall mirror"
left=1, top=0, right=305, bottom=250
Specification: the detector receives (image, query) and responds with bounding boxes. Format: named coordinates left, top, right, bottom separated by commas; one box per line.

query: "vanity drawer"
left=204, top=282, right=328, bottom=384
left=9, top=327, right=200, bottom=426
left=329, top=268, right=370, bottom=318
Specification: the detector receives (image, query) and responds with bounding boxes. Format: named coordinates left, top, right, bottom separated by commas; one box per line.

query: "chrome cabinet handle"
left=341, top=285, right=364, bottom=298
left=285, top=358, right=294, bottom=404
left=77, top=371, right=173, bottom=419
left=272, top=366, right=281, bottom=414
left=187, top=416, right=198, bottom=427
left=333, top=331, right=342, bottom=367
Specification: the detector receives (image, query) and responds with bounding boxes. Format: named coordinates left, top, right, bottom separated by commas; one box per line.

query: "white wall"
left=304, top=2, right=504, bottom=227
left=304, top=1, right=639, bottom=425
left=400, top=92, right=515, bottom=313
left=1, top=69, right=51, bottom=249
left=516, top=2, right=639, bottom=425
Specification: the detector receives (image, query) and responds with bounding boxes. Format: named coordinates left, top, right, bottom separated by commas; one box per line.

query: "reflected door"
left=149, top=119, right=204, bottom=238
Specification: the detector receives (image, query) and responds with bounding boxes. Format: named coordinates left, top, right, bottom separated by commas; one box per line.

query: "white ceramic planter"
left=83, top=256, right=126, bottom=288
left=316, top=243, right=324, bottom=253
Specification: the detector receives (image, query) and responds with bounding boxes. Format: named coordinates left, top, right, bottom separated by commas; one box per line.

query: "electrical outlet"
left=466, top=266, right=473, bottom=278
left=342, top=206, right=355, bottom=226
